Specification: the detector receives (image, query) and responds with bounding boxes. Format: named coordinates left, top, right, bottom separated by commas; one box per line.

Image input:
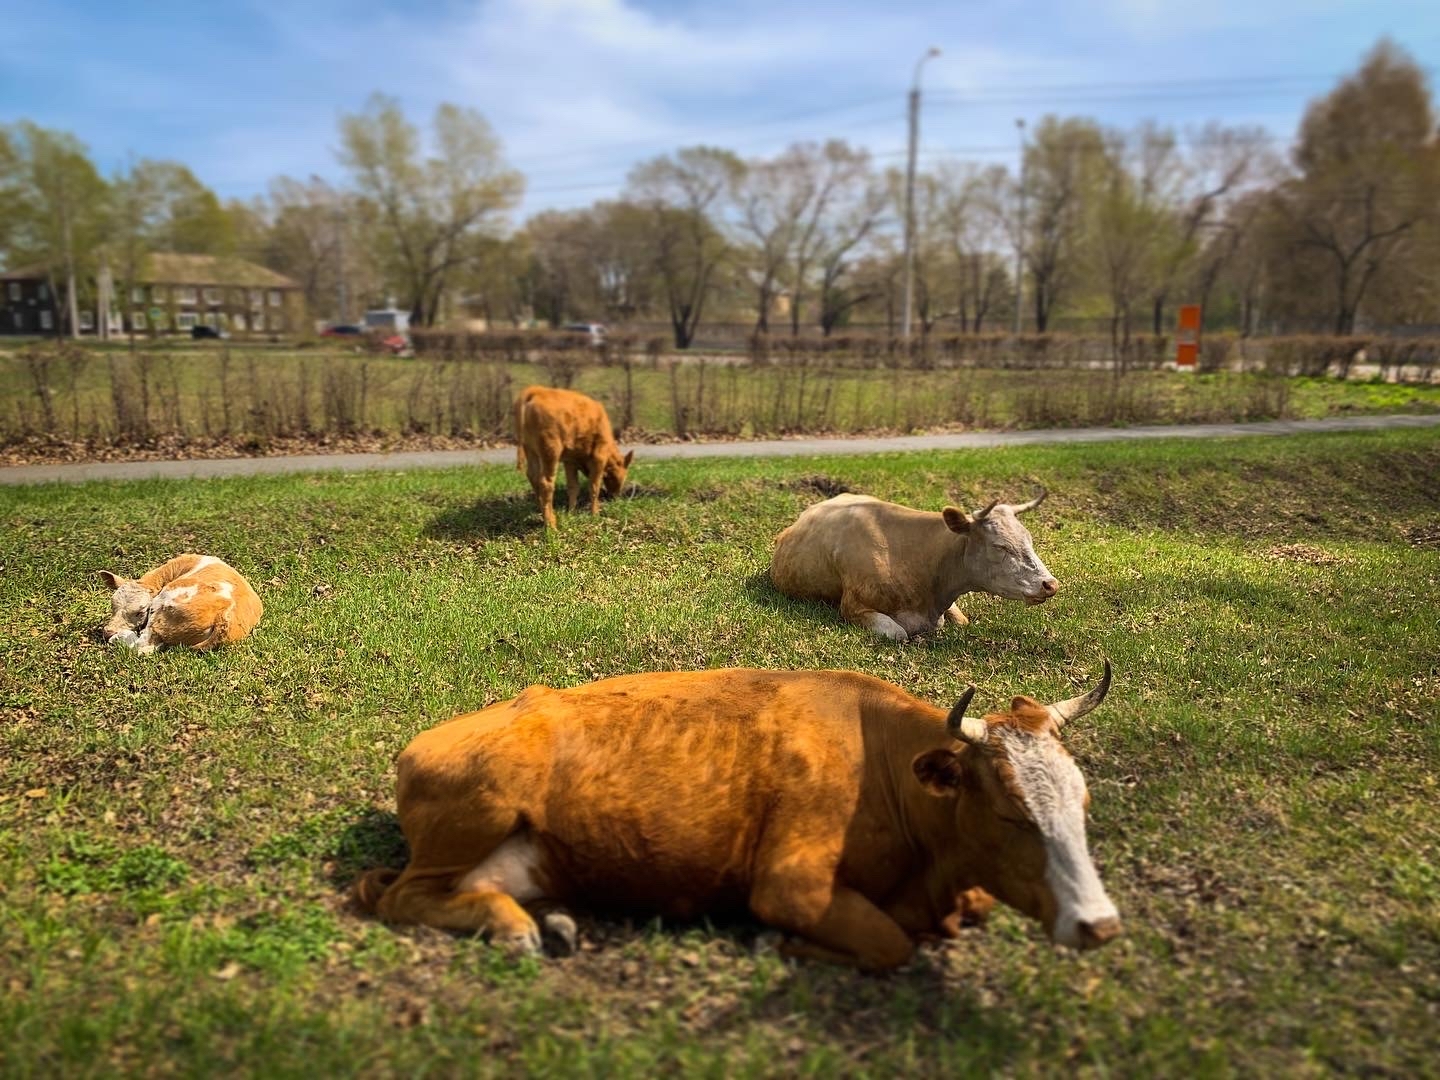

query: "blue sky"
left=5, top=0, right=1437, bottom=217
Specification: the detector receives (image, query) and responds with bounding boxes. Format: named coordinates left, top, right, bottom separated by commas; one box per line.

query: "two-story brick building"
left=0, top=253, right=304, bottom=337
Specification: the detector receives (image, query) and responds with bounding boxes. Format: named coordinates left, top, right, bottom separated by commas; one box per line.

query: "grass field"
left=3, top=343, right=1440, bottom=454
left=2, top=428, right=1438, bottom=1075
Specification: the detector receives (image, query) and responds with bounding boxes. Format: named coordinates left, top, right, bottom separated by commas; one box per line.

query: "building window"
left=11, top=312, right=24, bottom=329
left=79, top=311, right=94, bottom=331
left=176, top=287, right=197, bottom=305
left=132, top=312, right=147, bottom=330
left=202, top=312, right=218, bottom=329
left=152, top=286, right=167, bottom=302
left=131, top=287, right=145, bottom=303
left=40, top=310, right=53, bottom=330
left=176, top=312, right=198, bottom=330
left=232, top=313, right=247, bottom=332
left=7, top=283, right=19, bottom=302
left=249, top=289, right=263, bottom=310
left=268, top=290, right=282, bottom=307
left=204, top=287, right=222, bottom=305
left=38, top=283, right=50, bottom=301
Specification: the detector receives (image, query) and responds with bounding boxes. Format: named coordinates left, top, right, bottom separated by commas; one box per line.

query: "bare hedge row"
left=2, top=332, right=1434, bottom=451
left=409, top=330, right=1440, bottom=381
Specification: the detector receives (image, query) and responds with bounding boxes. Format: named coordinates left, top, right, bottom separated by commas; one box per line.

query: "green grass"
left=2, top=428, right=1438, bottom=1076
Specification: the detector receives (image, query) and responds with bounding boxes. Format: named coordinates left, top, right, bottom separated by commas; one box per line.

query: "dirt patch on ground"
left=1265, top=543, right=1349, bottom=566
left=777, top=475, right=855, bottom=498
left=0, top=431, right=511, bottom=467
left=1402, top=522, right=1440, bottom=547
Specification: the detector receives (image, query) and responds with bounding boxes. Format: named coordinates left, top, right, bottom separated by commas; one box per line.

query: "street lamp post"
left=1013, top=117, right=1027, bottom=335
left=902, top=46, right=941, bottom=341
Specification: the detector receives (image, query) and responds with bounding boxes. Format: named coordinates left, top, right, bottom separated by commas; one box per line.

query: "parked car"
left=562, top=322, right=608, bottom=347
left=321, top=324, right=364, bottom=337
left=191, top=325, right=228, bottom=340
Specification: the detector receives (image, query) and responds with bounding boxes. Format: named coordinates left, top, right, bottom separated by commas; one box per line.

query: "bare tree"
left=1146, top=123, right=1271, bottom=332
left=783, top=141, right=877, bottom=336
left=339, top=95, right=523, bottom=327
left=1271, top=41, right=1438, bottom=333
left=1019, top=117, right=1107, bottom=331
left=627, top=147, right=742, bottom=349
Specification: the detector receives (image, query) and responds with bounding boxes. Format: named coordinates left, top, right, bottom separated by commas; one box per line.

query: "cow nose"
left=1040, top=579, right=1059, bottom=597
left=1077, top=916, right=1122, bottom=950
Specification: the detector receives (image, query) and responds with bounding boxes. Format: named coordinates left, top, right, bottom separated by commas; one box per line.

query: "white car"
left=562, top=322, right=607, bottom=346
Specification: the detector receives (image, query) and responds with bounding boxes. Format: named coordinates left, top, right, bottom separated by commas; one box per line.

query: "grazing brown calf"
left=514, top=385, right=633, bottom=528
left=769, top=490, right=1059, bottom=641
left=354, top=663, right=1120, bottom=969
left=99, top=554, right=263, bottom=654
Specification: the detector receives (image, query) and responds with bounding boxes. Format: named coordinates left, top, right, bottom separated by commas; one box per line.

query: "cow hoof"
left=495, top=925, right=543, bottom=958
left=541, top=912, right=578, bottom=957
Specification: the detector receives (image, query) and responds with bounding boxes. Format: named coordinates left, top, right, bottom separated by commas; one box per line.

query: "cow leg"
left=749, top=872, right=914, bottom=971
left=526, top=455, right=559, bottom=529
left=375, top=832, right=553, bottom=956
left=839, top=594, right=908, bottom=642
left=376, top=874, right=542, bottom=956
left=586, top=457, right=605, bottom=515
left=563, top=460, right=580, bottom=514
left=944, top=603, right=970, bottom=627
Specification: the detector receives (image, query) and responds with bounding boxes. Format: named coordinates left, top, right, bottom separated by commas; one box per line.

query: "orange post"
left=1175, top=304, right=1201, bottom=368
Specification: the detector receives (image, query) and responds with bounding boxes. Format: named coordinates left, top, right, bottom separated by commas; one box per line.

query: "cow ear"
left=623, top=449, right=635, bottom=468
left=941, top=506, right=971, bottom=534
left=912, top=749, right=966, bottom=796
left=98, top=571, right=123, bottom=590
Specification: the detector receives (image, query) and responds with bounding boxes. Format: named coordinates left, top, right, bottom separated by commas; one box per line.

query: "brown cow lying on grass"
left=514, top=385, right=634, bottom=529
left=769, top=490, right=1059, bottom=641
left=354, top=662, right=1120, bottom=969
left=99, top=554, right=263, bottom=654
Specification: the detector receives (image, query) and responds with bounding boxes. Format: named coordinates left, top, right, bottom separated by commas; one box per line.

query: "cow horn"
left=1012, top=487, right=1048, bottom=514
left=971, top=499, right=999, bottom=522
left=946, top=686, right=988, bottom=744
left=1046, top=660, right=1112, bottom=728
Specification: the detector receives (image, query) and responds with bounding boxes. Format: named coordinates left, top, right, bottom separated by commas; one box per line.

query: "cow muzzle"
left=1024, top=579, right=1060, bottom=605
left=1076, top=915, right=1123, bottom=950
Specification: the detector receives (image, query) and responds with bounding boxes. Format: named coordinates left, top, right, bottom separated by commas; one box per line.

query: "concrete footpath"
left=3, top=413, right=1438, bottom=486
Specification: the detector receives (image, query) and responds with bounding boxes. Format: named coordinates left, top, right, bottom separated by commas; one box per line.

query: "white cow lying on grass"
left=99, top=554, right=263, bottom=654
left=769, top=490, right=1059, bottom=641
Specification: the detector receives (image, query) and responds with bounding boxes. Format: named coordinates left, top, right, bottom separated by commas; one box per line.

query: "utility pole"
left=334, top=205, right=348, bottom=325
left=902, top=46, right=941, bottom=341
left=1012, top=118, right=1027, bottom=335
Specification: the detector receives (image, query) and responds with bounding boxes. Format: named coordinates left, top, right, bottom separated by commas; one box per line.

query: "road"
left=2, top=413, right=1438, bottom=486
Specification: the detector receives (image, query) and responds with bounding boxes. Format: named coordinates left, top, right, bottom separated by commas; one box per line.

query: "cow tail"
left=514, top=395, right=527, bottom=472
left=352, top=868, right=402, bottom=915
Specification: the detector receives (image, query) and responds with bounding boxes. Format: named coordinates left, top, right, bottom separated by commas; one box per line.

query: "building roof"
left=0, top=264, right=47, bottom=282
left=140, top=253, right=298, bottom=289
left=1, top=253, right=298, bottom=289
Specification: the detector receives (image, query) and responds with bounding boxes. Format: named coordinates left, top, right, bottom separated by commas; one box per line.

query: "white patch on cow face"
left=105, top=581, right=154, bottom=639
left=966, top=511, right=1057, bottom=604
left=457, top=833, right=544, bottom=903
left=997, top=727, right=1118, bottom=948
